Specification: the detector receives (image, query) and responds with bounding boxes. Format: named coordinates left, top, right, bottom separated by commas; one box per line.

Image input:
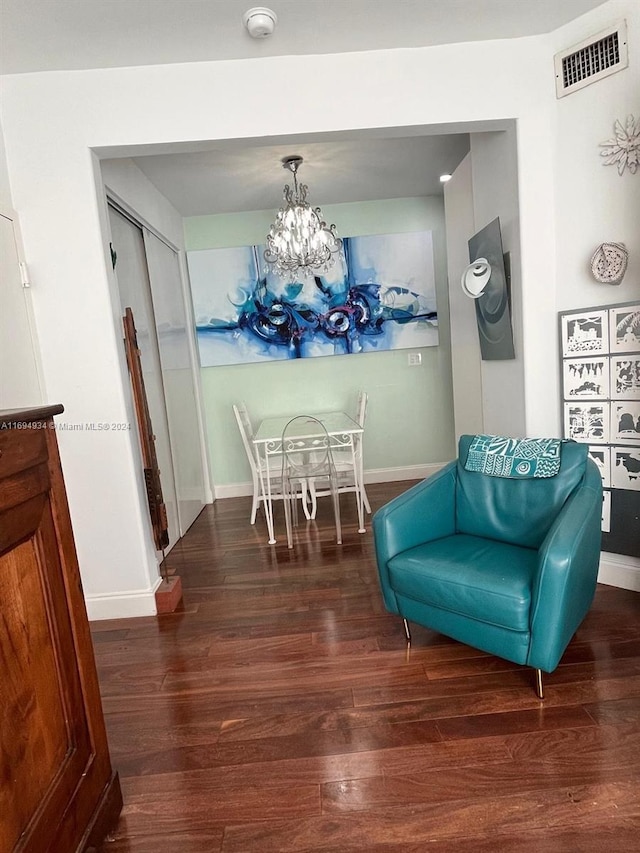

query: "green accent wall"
left=184, top=197, right=455, bottom=488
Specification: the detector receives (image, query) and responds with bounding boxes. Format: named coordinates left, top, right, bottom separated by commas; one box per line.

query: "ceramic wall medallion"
left=599, top=115, right=640, bottom=175
left=590, top=242, right=628, bottom=285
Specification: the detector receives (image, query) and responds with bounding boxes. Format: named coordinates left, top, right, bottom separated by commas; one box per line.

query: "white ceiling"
left=1, top=0, right=607, bottom=75
left=127, top=133, right=473, bottom=216
left=4, top=0, right=606, bottom=217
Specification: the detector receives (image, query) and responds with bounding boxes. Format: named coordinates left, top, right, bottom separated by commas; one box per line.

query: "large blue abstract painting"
left=187, top=231, right=438, bottom=366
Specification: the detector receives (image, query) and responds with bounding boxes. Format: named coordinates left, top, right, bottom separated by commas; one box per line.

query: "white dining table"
left=252, top=411, right=365, bottom=544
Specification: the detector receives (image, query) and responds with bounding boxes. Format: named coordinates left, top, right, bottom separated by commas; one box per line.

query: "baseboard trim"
left=215, top=481, right=255, bottom=499
left=86, top=578, right=162, bottom=621
left=214, top=463, right=446, bottom=500
left=598, top=551, right=640, bottom=592
left=362, top=463, right=445, bottom=484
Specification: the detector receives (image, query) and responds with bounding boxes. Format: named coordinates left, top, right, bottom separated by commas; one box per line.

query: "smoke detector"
left=243, top=7, right=277, bottom=39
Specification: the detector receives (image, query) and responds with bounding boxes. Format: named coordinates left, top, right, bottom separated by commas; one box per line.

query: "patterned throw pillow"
left=464, top=434, right=562, bottom=479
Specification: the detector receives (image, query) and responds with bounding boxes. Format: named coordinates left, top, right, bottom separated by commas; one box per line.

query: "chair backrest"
left=281, top=416, right=336, bottom=479
left=233, top=402, right=258, bottom=474
left=355, top=391, right=368, bottom=428
left=455, top=435, right=589, bottom=549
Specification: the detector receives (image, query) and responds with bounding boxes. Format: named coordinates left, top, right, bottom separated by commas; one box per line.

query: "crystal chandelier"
left=264, top=156, right=342, bottom=280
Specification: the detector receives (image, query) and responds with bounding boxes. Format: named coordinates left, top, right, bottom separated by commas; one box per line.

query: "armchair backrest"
left=455, top=436, right=589, bottom=549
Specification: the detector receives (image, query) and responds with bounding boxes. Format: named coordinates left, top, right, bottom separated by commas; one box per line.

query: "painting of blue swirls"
left=187, top=231, right=438, bottom=366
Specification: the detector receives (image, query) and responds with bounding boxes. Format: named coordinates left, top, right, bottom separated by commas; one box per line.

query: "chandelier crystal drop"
left=264, top=156, right=342, bottom=281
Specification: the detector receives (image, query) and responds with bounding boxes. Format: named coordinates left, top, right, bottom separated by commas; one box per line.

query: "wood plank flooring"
left=92, top=482, right=640, bottom=852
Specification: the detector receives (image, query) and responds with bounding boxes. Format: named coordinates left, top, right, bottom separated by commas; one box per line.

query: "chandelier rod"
left=282, top=155, right=303, bottom=199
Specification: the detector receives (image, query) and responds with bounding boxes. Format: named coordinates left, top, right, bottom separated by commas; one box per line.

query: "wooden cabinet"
left=0, top=406, right=121, bottom=853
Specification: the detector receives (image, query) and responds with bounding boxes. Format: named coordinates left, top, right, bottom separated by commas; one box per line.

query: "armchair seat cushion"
left=387, top=534, right=538, bottom=632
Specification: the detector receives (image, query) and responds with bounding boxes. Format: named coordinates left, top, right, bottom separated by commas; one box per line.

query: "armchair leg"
left=535, top=668, right=544, bottom=700
left=402, top=618, right=411, bottom=646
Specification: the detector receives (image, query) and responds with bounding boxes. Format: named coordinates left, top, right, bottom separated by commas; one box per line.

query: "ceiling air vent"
left=554, top=20, right=628, bottom=98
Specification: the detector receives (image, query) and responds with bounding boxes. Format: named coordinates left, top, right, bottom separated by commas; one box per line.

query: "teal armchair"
left=373, top=436, right=603, bottom=697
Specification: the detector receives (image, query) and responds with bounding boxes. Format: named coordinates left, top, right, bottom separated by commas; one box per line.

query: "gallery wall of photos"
left=560, top=300, right=640, bottom=558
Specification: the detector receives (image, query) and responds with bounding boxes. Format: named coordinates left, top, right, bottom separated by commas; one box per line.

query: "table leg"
left=352, top=438, right=366, bottom=534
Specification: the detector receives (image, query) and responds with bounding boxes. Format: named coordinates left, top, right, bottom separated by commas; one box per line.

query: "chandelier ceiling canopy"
left=264, top=156, right=342, bottom=281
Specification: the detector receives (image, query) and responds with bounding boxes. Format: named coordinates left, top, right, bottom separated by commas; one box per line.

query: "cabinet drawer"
left=0, top=424, right=49, bottom=479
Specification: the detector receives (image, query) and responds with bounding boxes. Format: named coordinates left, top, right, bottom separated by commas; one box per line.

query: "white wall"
left=551, top=2, right=640, bottom=311
left=1, top=6, right=630, bottom=616
left=0, top=120, right=12, bottom=207
left=0, top=210, right=45, bottom=408
left=550, top=0, right=640, bottom=591
left=519, top=0, right=640, bottom=443
left=443, top=0, right=640, bottom=590
left=0, top=118, right=45, bottom=410
left=102, top=159, right=185, bottom=249
left=444, top=153, right=484, bottom=441
left=445, top=127, right=527, bottom=442
left=470, top=127, right=526, bottom=437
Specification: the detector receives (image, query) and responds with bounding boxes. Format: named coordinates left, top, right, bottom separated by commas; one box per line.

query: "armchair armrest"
left=528, top=459, right=603, bottom=672
left=372, top=462, right=457, bottom=614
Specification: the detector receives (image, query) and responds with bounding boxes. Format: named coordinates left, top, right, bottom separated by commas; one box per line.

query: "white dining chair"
left=233, top=403, right=313, bottom=526
left=307, top=391, right=370, bottom=526
left=233, top=402, right=272, bottom=524
left=281, top=416, right=342, bottom=548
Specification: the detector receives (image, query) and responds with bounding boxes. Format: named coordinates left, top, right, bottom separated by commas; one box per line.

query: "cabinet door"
left=0, top=432, right=94, bottom=852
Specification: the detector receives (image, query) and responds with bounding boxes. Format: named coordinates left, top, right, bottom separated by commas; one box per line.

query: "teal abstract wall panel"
left=187, top=231, right=438, bottom=366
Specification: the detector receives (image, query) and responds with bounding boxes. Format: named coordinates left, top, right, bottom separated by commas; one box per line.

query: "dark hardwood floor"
left=92, top=482, right=640, bottom=852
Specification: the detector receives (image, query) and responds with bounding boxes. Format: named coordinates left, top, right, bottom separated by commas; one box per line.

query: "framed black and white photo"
left=559, top=301, right=640, bottom=557
left=588, top=445, right=611, bottom=487
left=611, top=355, right=640, bottom=399
left=563, top=357, right=609, bottom=399
left=611, top=446, right=640, bottom=491
left=609, top=304, right=640, bottom=354
left=564, top=402, right=608, bottom=443
left=610, top=400, right=640, bottom=445
left=561, top=310, right=608, bottom=358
